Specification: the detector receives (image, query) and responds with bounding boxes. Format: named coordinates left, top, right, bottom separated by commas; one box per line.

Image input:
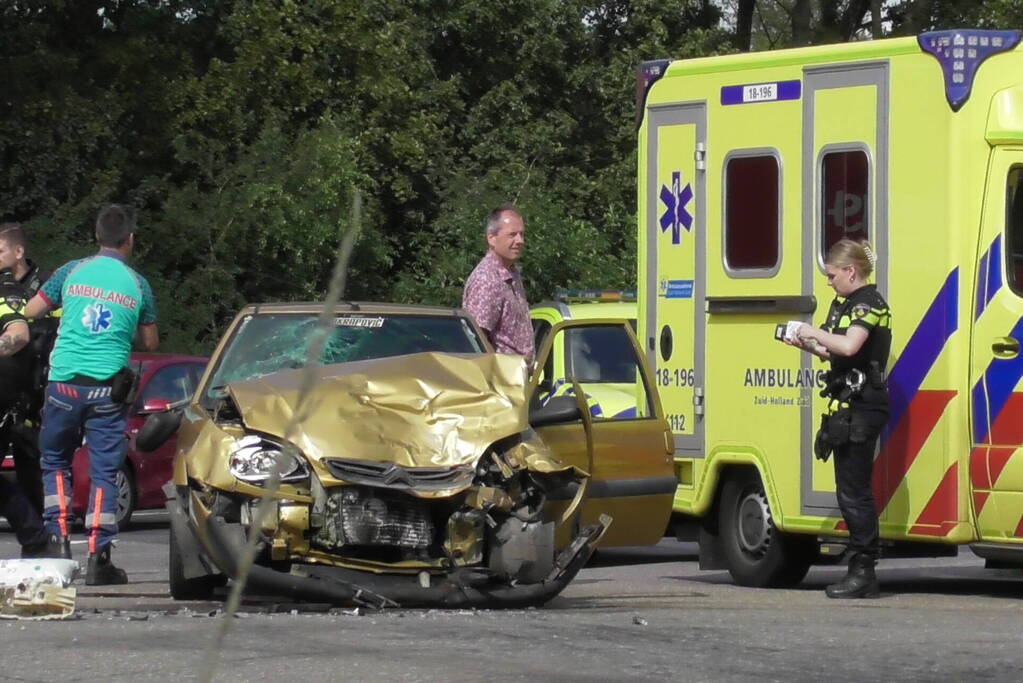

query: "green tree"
left=150, top=116, right=371, bottom=353
left=887, top=0, right=1023, bottom=34
left=400, top=0, right=731, bottom=304
left=2, top=1, right=733, bottom=352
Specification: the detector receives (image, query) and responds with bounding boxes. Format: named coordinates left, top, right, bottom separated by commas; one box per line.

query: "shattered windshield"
left=203, top=312, right=484, bottom=404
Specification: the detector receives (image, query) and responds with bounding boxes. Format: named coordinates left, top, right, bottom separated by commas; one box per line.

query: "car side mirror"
left=135, top=410, right=182, bottom=453
left=529, top=395, right=582, bottom=427
left=138, top=397, right=172, bottom=415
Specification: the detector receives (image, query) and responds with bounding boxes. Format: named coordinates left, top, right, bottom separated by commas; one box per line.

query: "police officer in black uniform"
left=0, top=267, right=64, bottom=558
left=788, top=238, right=891, bottom=599
left=0, top=223, right=54, bottom=513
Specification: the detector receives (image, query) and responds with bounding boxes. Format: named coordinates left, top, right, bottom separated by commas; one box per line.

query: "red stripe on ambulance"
left=972, top=490, right=989, bottom=515
left=986, top=394, right=1023, bottom=445
left=968, top=394, right=1023, bottom=514
left=909, top=463, right=959, bottom=536
left=872, top=390, right=956, bottom=512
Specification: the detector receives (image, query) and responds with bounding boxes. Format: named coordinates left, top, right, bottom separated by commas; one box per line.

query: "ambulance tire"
left=719, top=469, right=817, bottom=588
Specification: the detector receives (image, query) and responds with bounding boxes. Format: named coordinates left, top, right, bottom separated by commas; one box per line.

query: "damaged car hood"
left=226, top=352, right=532, bottom=469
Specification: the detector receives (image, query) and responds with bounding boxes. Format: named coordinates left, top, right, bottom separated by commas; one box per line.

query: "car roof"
left=531, top=300, right=636, bottom=322
left=130, top=352, right=208, bottom=369
left=237, top=301, right=469, bottom=317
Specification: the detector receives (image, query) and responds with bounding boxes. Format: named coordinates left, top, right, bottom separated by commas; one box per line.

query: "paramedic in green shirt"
left=25, top=204, right=159, bottom=585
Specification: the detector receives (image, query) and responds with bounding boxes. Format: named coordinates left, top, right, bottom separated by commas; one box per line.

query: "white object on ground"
left=0, top=558, right=80, bottom=620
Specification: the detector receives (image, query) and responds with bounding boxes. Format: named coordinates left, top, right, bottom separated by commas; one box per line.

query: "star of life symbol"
left=659, top=170, right=693, bottom=245
left=82, top=302, right=112, bottom=333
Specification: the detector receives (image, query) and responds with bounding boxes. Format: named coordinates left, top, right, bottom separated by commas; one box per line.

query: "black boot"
left=21, top=534, right=72, bottom=560
left=86, top=546, right=128, bottom=586
left=825, top=554, right=880, bottom=599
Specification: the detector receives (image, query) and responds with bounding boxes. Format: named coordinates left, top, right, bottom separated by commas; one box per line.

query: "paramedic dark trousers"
left=40, top=382, right=126, bottom=553
left=832, top=409, right=886, bottom=559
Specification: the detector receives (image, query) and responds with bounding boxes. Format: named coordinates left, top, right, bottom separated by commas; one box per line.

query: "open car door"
left=531, top=319, right=676, bottom=547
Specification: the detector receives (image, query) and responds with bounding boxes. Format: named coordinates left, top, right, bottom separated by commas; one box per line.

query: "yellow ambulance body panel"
left=637, top=29, right=1023, bottom=585
left=530, top=294, right=641, bottom=420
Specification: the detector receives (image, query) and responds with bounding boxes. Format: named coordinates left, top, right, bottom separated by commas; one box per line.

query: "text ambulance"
left=637, top=29, right=1023, bottom=586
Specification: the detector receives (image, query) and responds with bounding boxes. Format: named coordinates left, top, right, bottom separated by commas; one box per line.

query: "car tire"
left=169, top=522, right=221, bottom=600
left=719, top=468, right=817, bottom=588
left=115, top=464, right=137, bottom=531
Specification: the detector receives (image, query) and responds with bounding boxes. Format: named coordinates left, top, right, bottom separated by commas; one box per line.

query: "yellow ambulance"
left=530, top=289, right=639, bottom=419
left=637, top=29, right=1023, bottom=586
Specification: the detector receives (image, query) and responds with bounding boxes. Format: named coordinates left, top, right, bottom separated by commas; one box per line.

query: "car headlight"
left=229, top=435, right=308, bottom=483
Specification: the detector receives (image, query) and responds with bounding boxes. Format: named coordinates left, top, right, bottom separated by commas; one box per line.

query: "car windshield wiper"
left=208, top=385, right=229, bottom=400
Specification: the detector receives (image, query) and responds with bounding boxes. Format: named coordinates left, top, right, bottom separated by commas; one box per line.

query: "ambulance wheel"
left=719, top=469, right=816, bottom=587
left=169, top=521, right=221, bottom=600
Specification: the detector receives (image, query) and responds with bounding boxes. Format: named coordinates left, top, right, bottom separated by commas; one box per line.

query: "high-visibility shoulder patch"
left=849, top=302, right=887, bottom=327
left=1, top=297, right=24, bottom=315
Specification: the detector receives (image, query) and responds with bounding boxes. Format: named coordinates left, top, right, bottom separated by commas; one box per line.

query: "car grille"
left=324, top=458, right=473, bottom=491
left=312, top=487, right=434, bottom=550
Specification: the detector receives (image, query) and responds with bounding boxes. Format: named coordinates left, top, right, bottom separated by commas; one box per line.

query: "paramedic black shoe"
left=86, top=546, right=128, bottom=585
left=21, top=534, right=72, bottom=560
left=825, top=555, right=879, bottom=599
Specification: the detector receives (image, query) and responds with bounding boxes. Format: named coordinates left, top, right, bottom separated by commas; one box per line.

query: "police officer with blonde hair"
left=787, top=238, right=891, bottom=599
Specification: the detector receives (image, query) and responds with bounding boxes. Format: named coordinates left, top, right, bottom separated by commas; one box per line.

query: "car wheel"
left=169, top=521, right=221, bottom=600
left=115, top=464, right=137, bottom=531
left=719, top=468, right=817, bottom=587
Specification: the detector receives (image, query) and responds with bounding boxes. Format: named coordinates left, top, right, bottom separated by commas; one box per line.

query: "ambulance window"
left=724, top=153, right=780, bottom=274
left=821, top=150, right=869, bottom=256
left=1007, top=167, right=1023, bottom=295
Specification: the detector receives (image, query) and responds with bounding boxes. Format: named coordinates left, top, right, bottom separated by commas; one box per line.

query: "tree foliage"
left=1, top=1, right=1018, bottom=352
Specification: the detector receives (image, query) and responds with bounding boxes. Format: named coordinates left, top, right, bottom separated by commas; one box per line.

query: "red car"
left=2, top=353, right=208, bottom=529
left=73, top=353, right=209, bottom=528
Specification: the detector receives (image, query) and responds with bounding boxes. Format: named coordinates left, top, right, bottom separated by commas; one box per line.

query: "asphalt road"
left=1, top=514, right=1022, bottom=682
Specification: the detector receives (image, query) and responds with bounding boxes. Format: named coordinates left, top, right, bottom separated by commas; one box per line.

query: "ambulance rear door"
left=645, top=103, right=707, bottom=458
left=800, top=62, right=890, bottom=517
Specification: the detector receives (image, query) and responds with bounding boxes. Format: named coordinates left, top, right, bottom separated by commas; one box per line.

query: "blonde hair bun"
left=825, top=238, right=877, bottom=278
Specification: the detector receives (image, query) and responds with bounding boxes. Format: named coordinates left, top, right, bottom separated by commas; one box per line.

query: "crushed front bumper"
left=169, top=487, right=609, bottom=609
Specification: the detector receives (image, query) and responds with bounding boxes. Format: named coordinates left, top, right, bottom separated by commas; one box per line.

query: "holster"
left=827, top=408, right=852, bottom=446
left=110, top=366, right=139, bottom=405
left=816, top=408, right=877, bottom=463
left=848, top=410, right=873, bottom=444
left=814, top=414, right=832, bottom=462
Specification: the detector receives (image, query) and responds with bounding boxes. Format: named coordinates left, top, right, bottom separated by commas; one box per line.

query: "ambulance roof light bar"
left=918, top=29, right=1021, bottom=112
left=554, top=288, right=637, bottom=303
left=635, top=59, right=671, bottom=128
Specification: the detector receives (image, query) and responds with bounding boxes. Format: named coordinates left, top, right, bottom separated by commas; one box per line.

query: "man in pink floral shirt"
left=462, top=206, right=535, bottom=365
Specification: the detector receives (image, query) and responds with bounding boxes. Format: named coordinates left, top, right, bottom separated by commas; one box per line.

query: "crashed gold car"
left=141, top=302, right=675, bottom=608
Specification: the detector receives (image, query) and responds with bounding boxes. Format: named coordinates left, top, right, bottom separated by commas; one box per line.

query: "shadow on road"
left=122, top=515, right=170, bottom=533
left=679, top=565, right=1023, bottom=599
left=813, top=570, right=1023, bottom=599
left=586, top=540, right=698, bottom=568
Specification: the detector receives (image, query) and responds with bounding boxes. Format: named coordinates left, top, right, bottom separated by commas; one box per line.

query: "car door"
left=531, top=319, right=676, bottom=547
